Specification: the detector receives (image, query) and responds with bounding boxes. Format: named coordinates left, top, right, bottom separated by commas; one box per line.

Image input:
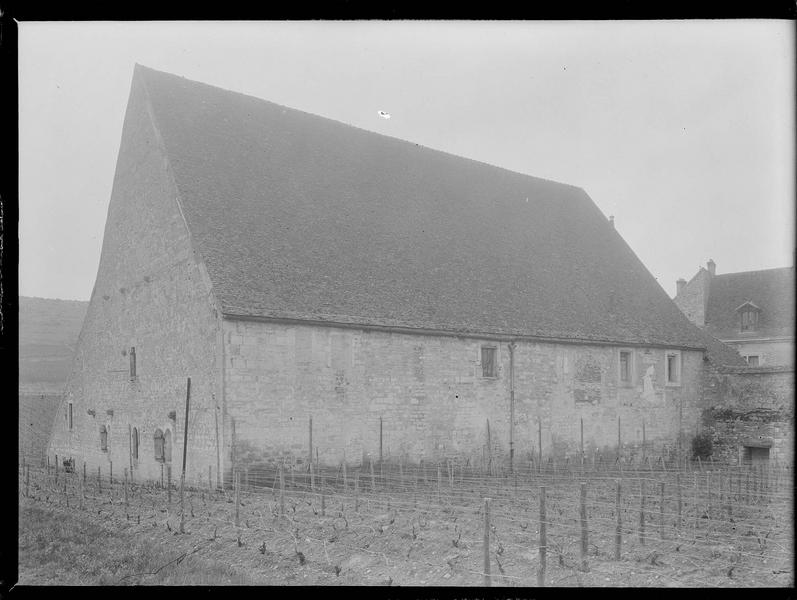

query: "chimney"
left=707, top=259, right=716, bottom=276
left=676, top=278, right=686, bottom=296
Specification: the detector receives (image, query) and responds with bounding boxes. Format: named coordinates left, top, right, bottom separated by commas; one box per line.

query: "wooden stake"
left=642, top=422, right=646, bottom=461
left=98, top=465, right=102, bottom=495
left=321, top=475, right=326, bottom=516
left=379, top=416, right=383, bottom=466
left=639, top=478, right=646, bottom=545
left=179, top=377, right=191, bottom=533
left=370, top=458, right=376, bottom=492
left=167, top=464, right=172, bottom=503
left=486, top=419, right=492, bottom=476
left=310, top=460, right=315, bottom=491
left=214, top=404, right=221, bottom=490
left=659, top=481, right=665, bottom=540
left=343, top=462, right=348, bottom=491
left=354, top=471, right=359, bottom=513
left=676, top=473, right=682, bottom=530
left=614, top=479, right=622, bottom=560
left=234, top=471, right=240, bottom=528
left=483, top=497, right=491, bottom=587
left=538, top=486, right=547, bottom=587
left=309, top=416, right=313, bottom=466
left=279, top=464, right=285, bottom=516
left=83, top=461, right=86, bottom=484
left=693, top=472, right=700, bottom=539
left=725, top=472, right=732, bottom=520
left=437, top=464, right=442, bottom=504
left=124, top=467, right=129, bottom=506
left=538, top=420, right=543, bottom=474
left=580, top=482, right=589, bottom=572
left=706, top=471, right=712, bottom=531
left=109, top=460, right=112, bottom=485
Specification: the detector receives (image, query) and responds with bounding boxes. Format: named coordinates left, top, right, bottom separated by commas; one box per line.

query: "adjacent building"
left=48, top=66, right=731, bottom=484
left=675, top=261, right=794, bottom=465
left=675, top=260, right=794, bottom=367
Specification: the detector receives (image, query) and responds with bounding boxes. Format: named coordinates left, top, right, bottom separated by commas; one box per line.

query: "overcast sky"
left=19, top=20, right=795, bottom=302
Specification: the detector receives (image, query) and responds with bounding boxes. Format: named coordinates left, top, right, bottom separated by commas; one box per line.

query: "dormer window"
left=736, top=301, right=761, bottom=333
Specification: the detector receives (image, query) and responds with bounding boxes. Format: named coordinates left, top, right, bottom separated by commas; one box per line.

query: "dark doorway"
left=742, top=445, right=770, bottom=466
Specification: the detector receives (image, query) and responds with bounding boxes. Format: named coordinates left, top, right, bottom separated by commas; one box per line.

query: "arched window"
left=132, top=427, right=139, bottom=460
left=154, top=428, right=164, bottom=462
left=99, top=424, right=108, bottom=452
left=164, top=429, right=172, bottom=463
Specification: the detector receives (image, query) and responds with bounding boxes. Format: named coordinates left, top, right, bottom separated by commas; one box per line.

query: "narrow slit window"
left=619, top=351, right=631, bottom=383
left=68, top=403, right=73, bottom=430
left=100, top=424, right=108, bottom=452
left=154, top=428, right=164, bottom=462
left=665, top=351, right=681, bottom=385
left=130, top=347, right=136, bottom=378
left=164, top=429, right=172, bottom=463
left=132, top=427, right=139, bottom=460
left=481, top=346, right=497, bottom=378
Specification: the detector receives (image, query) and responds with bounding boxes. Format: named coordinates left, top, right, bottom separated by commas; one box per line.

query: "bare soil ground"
left=17, top=466, right=793, bottom=587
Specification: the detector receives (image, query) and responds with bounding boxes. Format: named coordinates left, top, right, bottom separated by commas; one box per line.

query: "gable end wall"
left=46, top=72, right=223, bottom=484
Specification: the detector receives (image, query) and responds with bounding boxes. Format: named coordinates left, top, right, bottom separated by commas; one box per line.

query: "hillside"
left=19, top=296, right=88, bottom=388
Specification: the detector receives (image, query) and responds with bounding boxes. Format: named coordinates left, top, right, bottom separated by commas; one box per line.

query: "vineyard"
left=18, top=455, right=793, bottom=586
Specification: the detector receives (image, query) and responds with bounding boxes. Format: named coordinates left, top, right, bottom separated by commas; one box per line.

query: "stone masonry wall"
left=47, top=72, right=224, bottom=485
left=724, top=339, right=794, bottom=368
left=222, top=318, right=704, bottom=479
left=701, top=365, right=794, bottom=464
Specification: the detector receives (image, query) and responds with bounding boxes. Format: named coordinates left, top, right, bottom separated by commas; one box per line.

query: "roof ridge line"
left=135, top=64, right=587, bottom=195
left=713, top=265, right=795, bottom=277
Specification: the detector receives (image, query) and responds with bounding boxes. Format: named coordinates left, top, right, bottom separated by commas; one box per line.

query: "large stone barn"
left=49, top=65, right=718, bottom=485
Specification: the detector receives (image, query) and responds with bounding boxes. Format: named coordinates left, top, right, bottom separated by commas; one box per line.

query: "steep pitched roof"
left=705, top=267, right=795, bottom=340
left=135, top=65, right=707, bottom=349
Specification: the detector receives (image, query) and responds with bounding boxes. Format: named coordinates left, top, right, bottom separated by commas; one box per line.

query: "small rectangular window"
left=130, top=347, right=137, bottom=378
left=132, top=427, right=139, bottom=460
left=154, top=429, right=165, bottom=462
left=665, top=351, right=681, bottom=385
left=481, top=346, right=497, bottom=378
left=619, top=351, right=631, bottom=383
left=746, top=355, right=760, bottom=366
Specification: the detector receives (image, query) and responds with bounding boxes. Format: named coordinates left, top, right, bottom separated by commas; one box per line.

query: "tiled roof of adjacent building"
left=705, top=267, right=795, bottom=340
left=698, top=329, right=747, bottom=368
left=135, top=65, right=708, bottom=349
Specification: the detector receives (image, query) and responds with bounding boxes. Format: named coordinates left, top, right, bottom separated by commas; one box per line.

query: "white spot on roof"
left=378, top=111, right=391, bottom=119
